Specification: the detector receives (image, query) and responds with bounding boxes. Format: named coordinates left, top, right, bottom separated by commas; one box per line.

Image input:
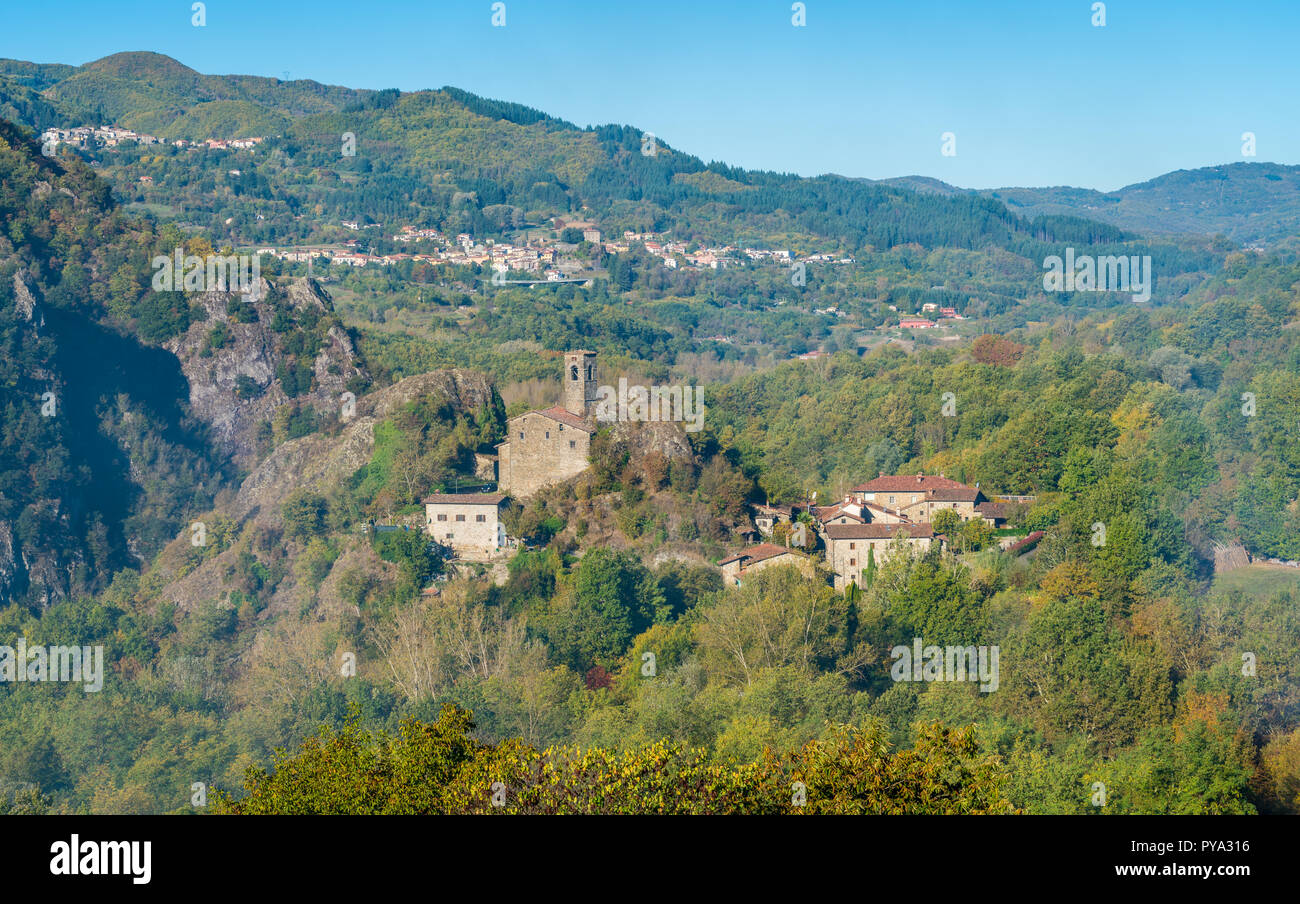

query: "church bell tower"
left=564, top=350, right=598, bottom=417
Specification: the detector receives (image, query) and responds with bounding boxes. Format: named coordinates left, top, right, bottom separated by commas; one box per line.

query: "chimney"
left=916, top=476, right=922, bottom=484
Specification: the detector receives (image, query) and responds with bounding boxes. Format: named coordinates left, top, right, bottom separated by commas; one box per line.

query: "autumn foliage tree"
left=215, top=704, right=1016, bottom=815
left=970, top=333, right=1026, bottom=367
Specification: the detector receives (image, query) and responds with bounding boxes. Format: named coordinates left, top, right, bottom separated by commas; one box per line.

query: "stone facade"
left=718, top=543, right=814, bottom=586
left=424, top=492, right=507, bottom=558
left=496, top=351, right=598, bottom=498
left=563, top=349, right=599, bottom=417
left=823, top=523, right=935, bottom=592
left=496, top=407, right=594, bottom=497
left=849, top=475, right=988, bottom=522
left=750, top=503, right=796, bottom=537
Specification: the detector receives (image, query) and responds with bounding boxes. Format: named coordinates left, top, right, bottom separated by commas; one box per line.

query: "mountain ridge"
left=0, top=51, right=1247, bottom=252
left=875, top=162, right=1300, bottom=245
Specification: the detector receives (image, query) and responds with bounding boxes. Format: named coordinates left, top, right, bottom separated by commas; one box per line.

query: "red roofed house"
left=848, top=474, right=989, bottom=522
left=719, top=543, right=814, bottom=586
left=812, top=501, right=866, bottom=525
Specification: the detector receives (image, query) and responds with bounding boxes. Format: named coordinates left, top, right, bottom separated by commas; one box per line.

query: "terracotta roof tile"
left=718, top=542, right=798, bottom=567
left=535, top=406, right=595, bottom=432
left=927, top=487, right=981, bottom=501
left=824, top=523, right=934, bottom=540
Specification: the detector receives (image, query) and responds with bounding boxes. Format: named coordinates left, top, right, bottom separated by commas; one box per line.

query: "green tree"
left=282, top=490, right=328, bottom=541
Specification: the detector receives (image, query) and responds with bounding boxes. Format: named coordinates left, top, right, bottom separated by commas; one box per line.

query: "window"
left=455, top=514, right=465, bottom=522
left=850, top=558, right=856, bottom=567
left=436, top=514, right=447, bottom=522
left=569, top=440, right=576, bottom=449
left=475, top=514, right=486, bottom=522
left=849, top=542, right=856, bottom=550
left=889, top=495, right=895, bottom=504
left=545, top=431, right=550, bottom=439
left=518, top=431, right=523, bottom=439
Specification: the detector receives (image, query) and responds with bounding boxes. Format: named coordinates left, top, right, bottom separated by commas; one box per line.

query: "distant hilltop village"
left=41, top=125, right=265, bottom=151
left=258, top=226, right=852, bottom=277
left=43, top=131, right=850, bottom=278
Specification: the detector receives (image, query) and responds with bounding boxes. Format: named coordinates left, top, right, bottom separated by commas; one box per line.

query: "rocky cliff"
left=151, top=369, right=497, bottom=613
left=164, top=276, right=365, bottom=472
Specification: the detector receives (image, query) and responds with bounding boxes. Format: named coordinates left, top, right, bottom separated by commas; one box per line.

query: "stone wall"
left=425, top=500, right=502, bottom=556
left=828, top=535, right=933, bottom=591
left=497, top=411, right=591, bottom=497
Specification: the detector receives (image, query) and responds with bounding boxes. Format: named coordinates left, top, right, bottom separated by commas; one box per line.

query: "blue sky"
left=3, top=0, right=1297, bottom=190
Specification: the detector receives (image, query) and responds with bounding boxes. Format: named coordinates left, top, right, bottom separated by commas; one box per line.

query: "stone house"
left=848, top=474, right=991, bottom=523
left=823, top=523, right=935, bottom=592
left=750, top=502, right=797, bottom=536
left=718, top=543, right=814, bottom=586
left=496, top=350, right=598, bottom=498
left=424, top=492, right=507, bottom=559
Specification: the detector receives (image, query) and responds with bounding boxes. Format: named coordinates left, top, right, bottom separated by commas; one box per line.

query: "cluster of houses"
left=416, top=354, right=1025, bottom=595
left=893, top=303, right=969, bottom=330
left=605, top=230, right=853, bottom=271
left=262, top=230, right=576, bottom=279
left=41, top=126, right=264, bottom=152
left=424, top=468, right=1022, bottom=589
left=42, top=126, right=162, bottom=149
left=257, top=218, right=862, bottom=285
left=412, top=350, right=1030, bottom=593
left=728, top=474, right=1019, bottom=591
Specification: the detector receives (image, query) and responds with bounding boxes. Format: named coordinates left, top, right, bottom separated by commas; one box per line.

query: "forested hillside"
left=0, top=53, right=1147, bottom=255
left=0, top=55, right=1298, bottom=818
left=886, top=164, right=1300, bottom=247
left=0, top=118, right=225, bottom=607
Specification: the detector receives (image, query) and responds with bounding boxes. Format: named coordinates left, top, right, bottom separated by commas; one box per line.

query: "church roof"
left=532, top=405, right=595, bottom=432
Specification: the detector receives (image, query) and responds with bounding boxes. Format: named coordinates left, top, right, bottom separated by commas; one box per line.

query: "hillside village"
left=261, top=223, right=854, bottom=281
left=421, top=349, right=1035, bottom=594
left=38, top=125, right=851, bottom=278
left=40, top=124, right=265, bottom=151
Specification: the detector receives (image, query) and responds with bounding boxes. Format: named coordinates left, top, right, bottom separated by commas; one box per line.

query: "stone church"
left=496, top=350, right=598, bottom=497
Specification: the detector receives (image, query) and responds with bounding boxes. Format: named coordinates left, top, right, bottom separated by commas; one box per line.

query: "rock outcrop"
left=164, top=276, right=365, bottom=472
left=232, top=369, right=496, bottom=525
left=149, top=369, right=496, bottom=613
